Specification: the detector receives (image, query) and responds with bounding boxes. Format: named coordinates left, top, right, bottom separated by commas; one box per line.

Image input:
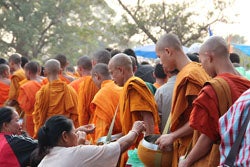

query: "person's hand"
left=131, top=121, right=146, bottom=135
left=76, top=124, right=95, bottom=134
left=178, top=158, right=189, bottom=167
left=155, top=133, right=174, bottom=151
left=76, top=131, right=86, bottom=145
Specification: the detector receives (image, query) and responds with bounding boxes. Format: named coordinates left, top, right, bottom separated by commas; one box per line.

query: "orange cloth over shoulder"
left=8, top=69, right=26, bottom=101
left=0, top=82, right=10, bottom=107
left=18, top=80, right=42, bottom=137
left=90, top=80, right=122, bottom=143
left=69, top=77, right=86, bottom=92
left=77, top=76, right=99, bottom=126
left=33, top=79, right=78, bottom=138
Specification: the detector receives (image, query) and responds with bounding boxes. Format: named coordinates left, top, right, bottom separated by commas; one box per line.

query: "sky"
left=105, top=0, right=250, bottom=44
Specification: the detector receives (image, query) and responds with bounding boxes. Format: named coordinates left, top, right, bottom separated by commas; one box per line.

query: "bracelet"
left=130, top=130, right=139, bottom=136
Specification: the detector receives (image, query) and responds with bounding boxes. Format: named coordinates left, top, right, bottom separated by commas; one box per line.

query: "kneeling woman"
left=31, top=115, right=145, bottom=167
left=0, top=106, right=38, bottom=166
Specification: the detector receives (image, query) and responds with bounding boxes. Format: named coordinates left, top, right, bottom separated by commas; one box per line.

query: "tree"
left=117, top=0, right=234, bottom=46
left=0, top=0, right=124, bottom=63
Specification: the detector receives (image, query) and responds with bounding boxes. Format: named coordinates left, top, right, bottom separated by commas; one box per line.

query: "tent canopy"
left=134, top=44, right=189, bottom=59
left=232, top=43, right=250, bottom=57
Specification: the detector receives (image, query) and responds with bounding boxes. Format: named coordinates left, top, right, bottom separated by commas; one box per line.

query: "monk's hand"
left=76, top=124, right=95, bottom=134
left=76, top=131, right=87, bottom=145
left=178, top=158, right=190, bottom=167
left=155, top=134, right=174, bottom=152
left=131, top=121, right=146, bottom=135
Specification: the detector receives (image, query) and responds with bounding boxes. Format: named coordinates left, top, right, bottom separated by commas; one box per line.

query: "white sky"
left=105, top=0, right=250, bottom=44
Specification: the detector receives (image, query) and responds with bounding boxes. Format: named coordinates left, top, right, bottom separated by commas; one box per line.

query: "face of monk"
left=199, top=48, right=214, bottom=77
left=156, top=48, right=176, bottom=73
left=108, top=63, right=124, bottom=86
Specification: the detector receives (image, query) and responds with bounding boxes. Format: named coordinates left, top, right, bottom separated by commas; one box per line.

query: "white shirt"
left=38, top=142, right=120, bottom=167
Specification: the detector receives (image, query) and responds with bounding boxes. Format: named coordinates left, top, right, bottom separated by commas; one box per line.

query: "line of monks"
left=0, top=33, right=250, bottom=167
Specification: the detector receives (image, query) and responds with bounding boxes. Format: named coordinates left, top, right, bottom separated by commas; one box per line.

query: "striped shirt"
left=219, top=88, right=250, bottom=166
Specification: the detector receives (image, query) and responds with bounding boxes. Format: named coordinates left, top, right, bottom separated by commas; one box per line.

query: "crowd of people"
left=0, top=33, right=249, bottom=167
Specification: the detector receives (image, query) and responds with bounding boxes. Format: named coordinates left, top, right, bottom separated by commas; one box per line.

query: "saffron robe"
left=0, top=81, right=10, bottom=107
left=18, top=81, right=42, bottom=137
left=90, top=80, right=122, bottom=144
left=32, top=79, right=79, bottom=138
left=190, top=73, right=250, bottom=167
left=119, top=76, right=160, bottom=166
left=77, top=76, right=99, bottom=126
left=8, top=69, right=26, bottom=115
left=69, top=77, right=86, bottom=92
left=170, top=62, right=210, bottom=167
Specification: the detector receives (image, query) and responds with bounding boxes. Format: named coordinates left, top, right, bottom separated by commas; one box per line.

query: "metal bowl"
left=141, top=134, right=161, bottom=151
left=96, top=133, right=123, bottom=145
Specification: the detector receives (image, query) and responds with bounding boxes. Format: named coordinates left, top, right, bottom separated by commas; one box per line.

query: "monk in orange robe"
left=0, top=64, right=10, bottom=107
left=179, top=36, right=250, bottom=167
left=32, top=59, right=78, bottom=138
left=54, top=54, right=75, bottom=83
left=90, top=63, right=122, bottom=143
left=18, top=61, right=44, bottom=137
left=155, top=33, right=210, bottom=167
left=70, top=56, right=92, bottom=92
left=77, top=50, right=111, bottom=126
left=7, top=54, right=26, bottom=115
left=108, top=53, right=160, bottom=166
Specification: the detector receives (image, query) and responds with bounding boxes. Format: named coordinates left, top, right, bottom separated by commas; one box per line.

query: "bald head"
left=0, top=64, right=10, bottom=77
left=92, top=50, right=111, bottom=65
left=200, top=36, right=228, bottom=57
left=54, top=54, right=67, bottom=68
left=77, top=56, right=92, bottom=71
left=156, top=33, right=183, bottom=52
left=92, top=63, right=110, bottom=79
left=45, top=59, right=61, bottom=75
left=24, top=61, right=40, bottom=75
left=109, top=53, right=132, bottom=71
left=9, top=53, right=22, bottom=65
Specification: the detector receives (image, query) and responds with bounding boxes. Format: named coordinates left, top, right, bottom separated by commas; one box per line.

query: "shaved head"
left=9, top=53, right=22, bottom=64
left=156, top=33, right=183, bottom=52
left=92, top=50, right=111, bottom=65
left=77, top=56, right=92, bottom=71
left=0, top=64, right=9, bottom=76
left=200, top=36, right=228, bottom=57
left=45, top=59, right=61, bottom=75
left=91, top=63, right=110, bottom=79
left=24, top=61, right=40, bottom=75
left=109, top=53, right=132, bottom=71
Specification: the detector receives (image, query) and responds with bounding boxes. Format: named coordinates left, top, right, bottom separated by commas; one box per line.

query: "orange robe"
left=8, top=69, right=26, bottom=114
left=69, top=77, right=86, bottom=92
left=77, top=76, right=99, bottom=126
left=190, top=73, right=250, bottom=166
left=32, top=79, right=78, bottom=138
left=153, top=82, right=161, bottom=88
left=170, top=62, right=210, bottom=167
left=18, top=80, right=42, bottom=137
left=119, top=76, right=160, bottom=166
left=0, top=81, right=10, bottom=107
left=90, top=80, right=122, bottom=144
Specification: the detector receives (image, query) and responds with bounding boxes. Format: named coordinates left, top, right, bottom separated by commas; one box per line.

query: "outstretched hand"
left=131, top=121, right=146, bottom=135
left=155, top=133, right=174, bottom=152
left=76, top=124, right=95, bottom=134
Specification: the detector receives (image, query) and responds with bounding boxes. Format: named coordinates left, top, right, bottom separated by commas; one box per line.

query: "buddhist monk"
left=90, top=63, right=122, bottom=144
left=32, top=59, right=78, bottom=138
left=108, top=53, right=160, bottom=166
left=0, top=64, right=10, bottom=107
left=70, top=56, right=92, bottom=92
left=6, top=53, right=26, bottom=115
left=179, top=36, right=250, bottom=167
left=18, top=61, right=44, bottom=137
left=155, top=33, right=210, bottom=167
left=54, top=54, right=75, bottom=83
left=77, top=50, right=111, bottom=126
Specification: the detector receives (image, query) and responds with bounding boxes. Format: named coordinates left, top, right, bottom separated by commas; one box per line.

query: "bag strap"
left=224, top=111, right=250, bottom=166
left=106, top=105, right=119, bottom=143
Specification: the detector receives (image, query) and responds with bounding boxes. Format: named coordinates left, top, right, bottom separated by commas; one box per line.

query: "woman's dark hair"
left=0, top=107, right=14, bottom=131
left=30, top=115, right=72, bottom=166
